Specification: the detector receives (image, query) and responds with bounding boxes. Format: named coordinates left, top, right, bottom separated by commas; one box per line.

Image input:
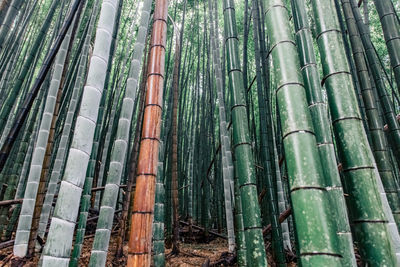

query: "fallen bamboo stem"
left=179, top=220, right=227, bottom=239
left=0, top=239, right=14, bottom=249
left=0, top=185, right=128, bottom=207
left=263, top=207, right=292, bottom=236
left=0, top=199, right=22, bottom=206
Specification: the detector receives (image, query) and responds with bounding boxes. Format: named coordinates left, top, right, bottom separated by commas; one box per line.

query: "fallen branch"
left=179, top=221, right=227, bottom=239
left=258, top=188, right=267, bottom=204
left=0, top=239, right=14, bottom=250
left=263, top=207, right=292, bottom=236
left=210, top=252, right=236, bottom=266
left=0, top=186, right=128, bottom=208
left=0, top=199, right=22, bottom=207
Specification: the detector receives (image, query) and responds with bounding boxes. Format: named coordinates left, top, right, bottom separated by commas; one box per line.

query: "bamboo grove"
left=0, top=0, right=399, bottom=266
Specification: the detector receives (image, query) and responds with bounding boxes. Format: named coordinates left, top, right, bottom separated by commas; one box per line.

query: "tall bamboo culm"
left=40, top=0, right=121, bottom=265
left=264, top=0, right=343, bottom=265
left=88, top=0, right=151, bottom=265
left=222, top=0, right=268, bottom=265
left=373, top=0, right=400, bottom=94
left=127, top=0, right=169, bottom=265
left=311, top=0, right=398, bottom=265
left=291, top=0, right=356, bottom=265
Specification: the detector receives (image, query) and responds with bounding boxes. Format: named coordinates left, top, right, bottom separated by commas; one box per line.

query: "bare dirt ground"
left=165, top=238, right=231, bottom=267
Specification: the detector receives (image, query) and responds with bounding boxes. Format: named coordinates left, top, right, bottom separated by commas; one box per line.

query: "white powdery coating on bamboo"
left=40, top=0, right=119, bottom=265
left=13, top=27, right=71, bottom=257
left=88, top=0, right=151, bottom=265
left=37, top=24, right=90, bottom=239
left=208, top=0, right=235, bottom=253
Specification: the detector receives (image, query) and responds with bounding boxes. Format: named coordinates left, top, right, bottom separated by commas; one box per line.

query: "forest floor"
left=0, top=236, right=229, bottom=266
left=0, top=230, right=297, bottom=266
left=165, top=238, right=232, bottom=266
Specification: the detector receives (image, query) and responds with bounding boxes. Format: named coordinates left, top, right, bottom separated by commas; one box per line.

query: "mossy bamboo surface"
left=264, top=0, right=342, bottom=265
left=311, top=0, right=398, bottom=265
left=291, top=0, right=356, bottom=265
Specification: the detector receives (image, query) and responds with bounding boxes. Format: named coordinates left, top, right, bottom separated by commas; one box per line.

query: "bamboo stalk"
left=127, top=0, right=169, bottom=265
left=40, top=0, right=121, bottom=265
left=311, top=0, right=398, bottom=265
left=222, top=0, right=268, bottom=265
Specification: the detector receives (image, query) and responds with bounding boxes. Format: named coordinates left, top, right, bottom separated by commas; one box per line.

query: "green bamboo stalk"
left=373, top=0, right=400, bottom=94
left=0, top=0, right=24, bottom=50
left=291, top=0, right=356, bottom=265
left=37, top=11, right=93, bottom=241
left=40, top=0, right=120, bottom=265
left=171, top=27, right=181, bottom=254
left=252, top=0, right=285, bottom=264
left=93, top=0, right=124, bottom=210
left=222, top=0, right=267, bottom=265
left=311, top=0, right=398, bottom=265
left=264, top=0, right=343, bottom=265
left=349, top=0, right=400, bottom=170
left=0, top=0, right=59, bottom=134
left=341, top=0, right=400, bottom=230
left=0, top=0, right=38, bottom=80
left=69, top=89, right=105, bottom=267
left=2, top=79, right=46, bottom=241
left=234, top=170, right=247, bottom=267
left=153, top=142, right=165, bottom=266
left=0, top=74, right=47, bottom=237
left=0, top=0, right=10, bottom=25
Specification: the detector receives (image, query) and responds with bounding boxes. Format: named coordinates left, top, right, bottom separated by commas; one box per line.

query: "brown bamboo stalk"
left=171, top=33, right=180, bottom=255
left=127, top=0, right=169, bottom=266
